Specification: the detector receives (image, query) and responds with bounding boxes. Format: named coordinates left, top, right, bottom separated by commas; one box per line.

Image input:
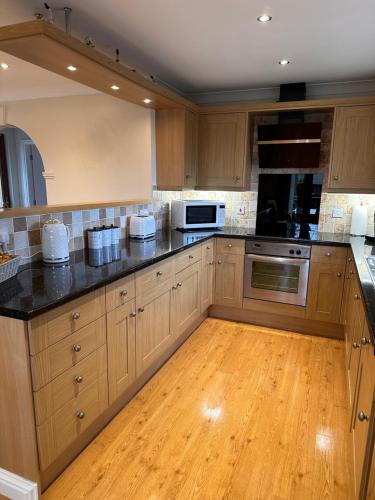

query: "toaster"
left=129, top=211, right=156, bottom=239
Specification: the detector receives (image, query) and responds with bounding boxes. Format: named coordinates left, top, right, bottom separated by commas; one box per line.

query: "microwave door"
left=185, top=205, right=217, bottom=227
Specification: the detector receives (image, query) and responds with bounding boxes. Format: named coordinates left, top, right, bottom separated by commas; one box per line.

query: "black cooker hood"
left=258, top=83, right=322, bottom=169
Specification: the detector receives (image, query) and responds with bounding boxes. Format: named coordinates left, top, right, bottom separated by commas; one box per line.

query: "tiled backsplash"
left=0, top=200, right=169, bottom=262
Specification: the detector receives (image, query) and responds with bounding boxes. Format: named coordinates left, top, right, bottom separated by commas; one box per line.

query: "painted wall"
left=2, top=93, right=153, bottom=204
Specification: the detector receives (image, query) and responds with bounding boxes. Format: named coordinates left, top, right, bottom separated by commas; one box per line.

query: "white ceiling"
left=0, top=52, right=97, bottom=101
left=1, top=0, right=375, bottom=94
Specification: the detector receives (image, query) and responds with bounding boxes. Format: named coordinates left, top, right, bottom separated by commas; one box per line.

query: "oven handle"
left=246, top=253, right=310, bottom=266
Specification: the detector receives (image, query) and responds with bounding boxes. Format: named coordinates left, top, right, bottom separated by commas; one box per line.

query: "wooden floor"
left=43, top=318, right=353, bottom=500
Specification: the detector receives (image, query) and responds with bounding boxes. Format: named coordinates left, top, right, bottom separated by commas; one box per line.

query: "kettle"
left=42, top=219, right=70, bottom=263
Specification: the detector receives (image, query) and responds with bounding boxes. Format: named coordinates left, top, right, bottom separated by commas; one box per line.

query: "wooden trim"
left=257, top=139, right=321, bottom=145
left=40, top=310, right=208, bottom=491
left=0, top=21, right=198, bottom=112
left=209, top=304, right=345, bottom=340
left=0, top=198, right=151, bottom=218
left=0, top=469, right=38, bottom=500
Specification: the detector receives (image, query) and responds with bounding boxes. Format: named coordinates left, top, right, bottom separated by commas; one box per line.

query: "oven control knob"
left=289, top=249, right=295, bottom=255
left=296, top=250, right=301, bottom=255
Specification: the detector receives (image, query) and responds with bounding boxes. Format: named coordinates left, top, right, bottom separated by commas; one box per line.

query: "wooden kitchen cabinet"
left=172, top=262, right=201, bottom=340
left=214, top=253, right=244, bottom=308
left=328, top=105, right=375, bottom=193
left=107, top=299, right=136, bottom=404
left=156, top=108, right=198, bottom=190
left=201, top=240, right=215, bottom=312
left=197, top=113, right=252, bottom=190
left=306, top=246, right=347, bottom=324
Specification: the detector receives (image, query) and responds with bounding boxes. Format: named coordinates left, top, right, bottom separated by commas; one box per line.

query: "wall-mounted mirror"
left=0, top=126, right=47, bottom=208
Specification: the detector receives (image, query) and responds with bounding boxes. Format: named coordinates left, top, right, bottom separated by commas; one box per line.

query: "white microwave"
left=171, top=200, right=226, bottom=230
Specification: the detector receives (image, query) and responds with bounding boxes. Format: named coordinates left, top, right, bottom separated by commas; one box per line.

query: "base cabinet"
left=172, top=262, right=201, bottom=340
left=214, top=253, right=244, bottom=308
left=107, top=300, right=136, bottom=404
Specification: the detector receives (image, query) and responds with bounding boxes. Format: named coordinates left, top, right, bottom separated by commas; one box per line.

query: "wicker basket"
left=0, top=255, right=22, bottom=284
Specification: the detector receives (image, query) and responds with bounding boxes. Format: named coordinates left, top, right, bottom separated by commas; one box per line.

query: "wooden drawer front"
left=106, top=275, right=136, bottom=312
left=175, top=245, right=202, bottom=273
left=202, top=240, right=214, bottom=264
left=136, top=258, right=174, bottom=303
left=29, top=288, right=106, bottom=355
left=216, top=238, right=245, bottom=256
left=37, top=373, right=108, bottom=470
left=33, top=345, right=107, bottom=425
left=31, top=316, right=106, bottom=391
left=311, top=245, right=348, bottom=264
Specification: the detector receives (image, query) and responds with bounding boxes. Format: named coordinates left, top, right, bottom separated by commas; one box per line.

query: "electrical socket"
left=332, top=207, right=344, bottom=218
left=237, top=206, right=246, bottom=216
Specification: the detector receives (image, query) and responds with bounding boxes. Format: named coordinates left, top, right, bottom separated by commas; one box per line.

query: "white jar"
left=87, top=228, right=103, bottom=250
left=110, top=225, right=120, bottom=245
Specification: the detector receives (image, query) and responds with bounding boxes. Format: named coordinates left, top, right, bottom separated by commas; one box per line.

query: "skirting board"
left=209, top=305, right=344, bottom=340
left=0, top=468, right=38, bottom=500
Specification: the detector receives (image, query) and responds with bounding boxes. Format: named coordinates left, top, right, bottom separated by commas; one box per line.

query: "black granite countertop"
left=0, top=227, right=373, bottom=348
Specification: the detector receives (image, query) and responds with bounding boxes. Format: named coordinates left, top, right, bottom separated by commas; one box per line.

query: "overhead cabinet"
left=197, top=113, right=252, bottom=190
left=156, top=109, right=198, bottom=190
left=328, top=105, right=375, bottom=193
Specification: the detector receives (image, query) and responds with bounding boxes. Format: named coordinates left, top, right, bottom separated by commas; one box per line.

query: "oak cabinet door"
left=136, top=287, right=173, bottom=377
left=107, top=300, right=136, bottom=404
left=172, top=262, right=201, bottom=340
left=306, top=262, right=345, bottom=323
left=329, top=105, right=375, bottom=193
left=198, top=113, right=250, bottom=189
left=201, top=241, right=214, bottom=312
left=214, top=253, right=244, bottom=308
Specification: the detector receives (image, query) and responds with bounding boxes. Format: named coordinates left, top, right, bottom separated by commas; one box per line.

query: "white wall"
left=2, top=93, right=153, bottom=204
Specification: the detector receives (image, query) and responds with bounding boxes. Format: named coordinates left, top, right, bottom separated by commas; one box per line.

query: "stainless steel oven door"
left=244, top=254, right=310, bottom=306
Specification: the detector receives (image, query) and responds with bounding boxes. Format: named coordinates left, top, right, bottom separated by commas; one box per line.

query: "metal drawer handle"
left=129, top=311, right=136, bottom=318
left=72, top=344, right=81, bottom=353
left=227, top=244, right=232, bottom=248
left=337, top=272, right=342, bottom=277
left=74, top=375, right=83, bottom=384
left=361, top=337, right=371, bottom=345
left=76, top=410, right=85, bottom=420
left=352, top=342, right=360, bottom=349
left=156, top=271, right=163, bottom=277
left=138, top=307, right=145, bottom=313
left=120, top=290, right=128, bottom=297
left=72, top=312, right=80, bottom=320
left=358, top=411, right=369, bottom=422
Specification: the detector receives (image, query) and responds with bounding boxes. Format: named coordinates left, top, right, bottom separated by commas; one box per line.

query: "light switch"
left=332, top=207, right=344, bottom=218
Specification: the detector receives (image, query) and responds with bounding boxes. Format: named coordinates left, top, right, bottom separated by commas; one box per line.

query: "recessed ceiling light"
left=279, top=59, right=291, bottom=66
left=1, top=63, right=9, bottom=70
left=143, top=98, right=152, bottom=104
left=111, top=85, right=120, bottom=90
left=257, top=15, right=272, bottom=22
left=66, top=65, right=78, bottom=72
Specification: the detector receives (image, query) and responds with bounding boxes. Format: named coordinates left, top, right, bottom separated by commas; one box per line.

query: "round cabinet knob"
left=333, top=176, right=339, bottom=181
left=234, top=176, right=240, bottom=182
left=352, top=342, right=360, bottom=349
left=227, top=244, right=232, bottom=248
left=358, top=411, right=370, bottom=422
left=72, top=344, right=81, bottom=353
left=354, top=294, right=360, bottom=300
left=209, top=261, right=214, bottom=265
left=337, top=272, right=342, bottom=277
left=206, top=246, right=211, bottom=250
left=189, top=255, right=194, bottom=259
left=361, top=337, right=371, bottom=345
left=177, top=282, right=182, bottom=287
left=172, top=285, right=178, bottom=290
left=72, top=312, right=80, bottom=320
left=138, top=307, right=145, bottom=313
left=129, top=311, right=137, bottom=318
left=218, top=260, right=222, bottom=264
left=74, top=375, right=83, bottom=384
left=156, top=271, right=163, bottom=277
left=326, top=252, right=331, bottom=257
left=120, top=290, right=128, bottom=297
left=76, top=410, right=85, bottom=420
left=348, top=257, right=352, bottom=262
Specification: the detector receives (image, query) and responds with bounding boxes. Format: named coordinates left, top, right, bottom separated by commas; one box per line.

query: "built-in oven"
left=244, top=240, right=311, bottom=306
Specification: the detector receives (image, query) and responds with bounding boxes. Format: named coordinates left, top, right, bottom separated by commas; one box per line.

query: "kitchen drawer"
left=136, top=258, right=174, bottom=303
left=37, top=372, right=108, bottom=470
left=311, top=245, right=348, bottom=264
left=33, top=345, right=107, bottom=425
left=31, top=316, right=106, bottom=391
left=106, top=274, right=136, bottom=312
left=175, top=244, right=202, bottom=273
left=29, top=288, right=106, bottom=355
left=216, top=238, right=245, bottom=256
left=202, top=239, right=214, bottom=264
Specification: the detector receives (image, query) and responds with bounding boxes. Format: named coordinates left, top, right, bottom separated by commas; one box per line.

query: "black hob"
left=255, top=222, right=319, bottom=240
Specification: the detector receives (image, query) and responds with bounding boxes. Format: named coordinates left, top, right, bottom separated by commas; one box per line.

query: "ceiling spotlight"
left=111, top=85, right=120, bottom=90
left=143, top=98, right=152, bottom=104
left=1, top=63, right=9, bottom=70
left=279, top=59, right=290, bottom=66
left=257, top=15, right=272, bottom=22
left=66, top=65, right=77, bottom=71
